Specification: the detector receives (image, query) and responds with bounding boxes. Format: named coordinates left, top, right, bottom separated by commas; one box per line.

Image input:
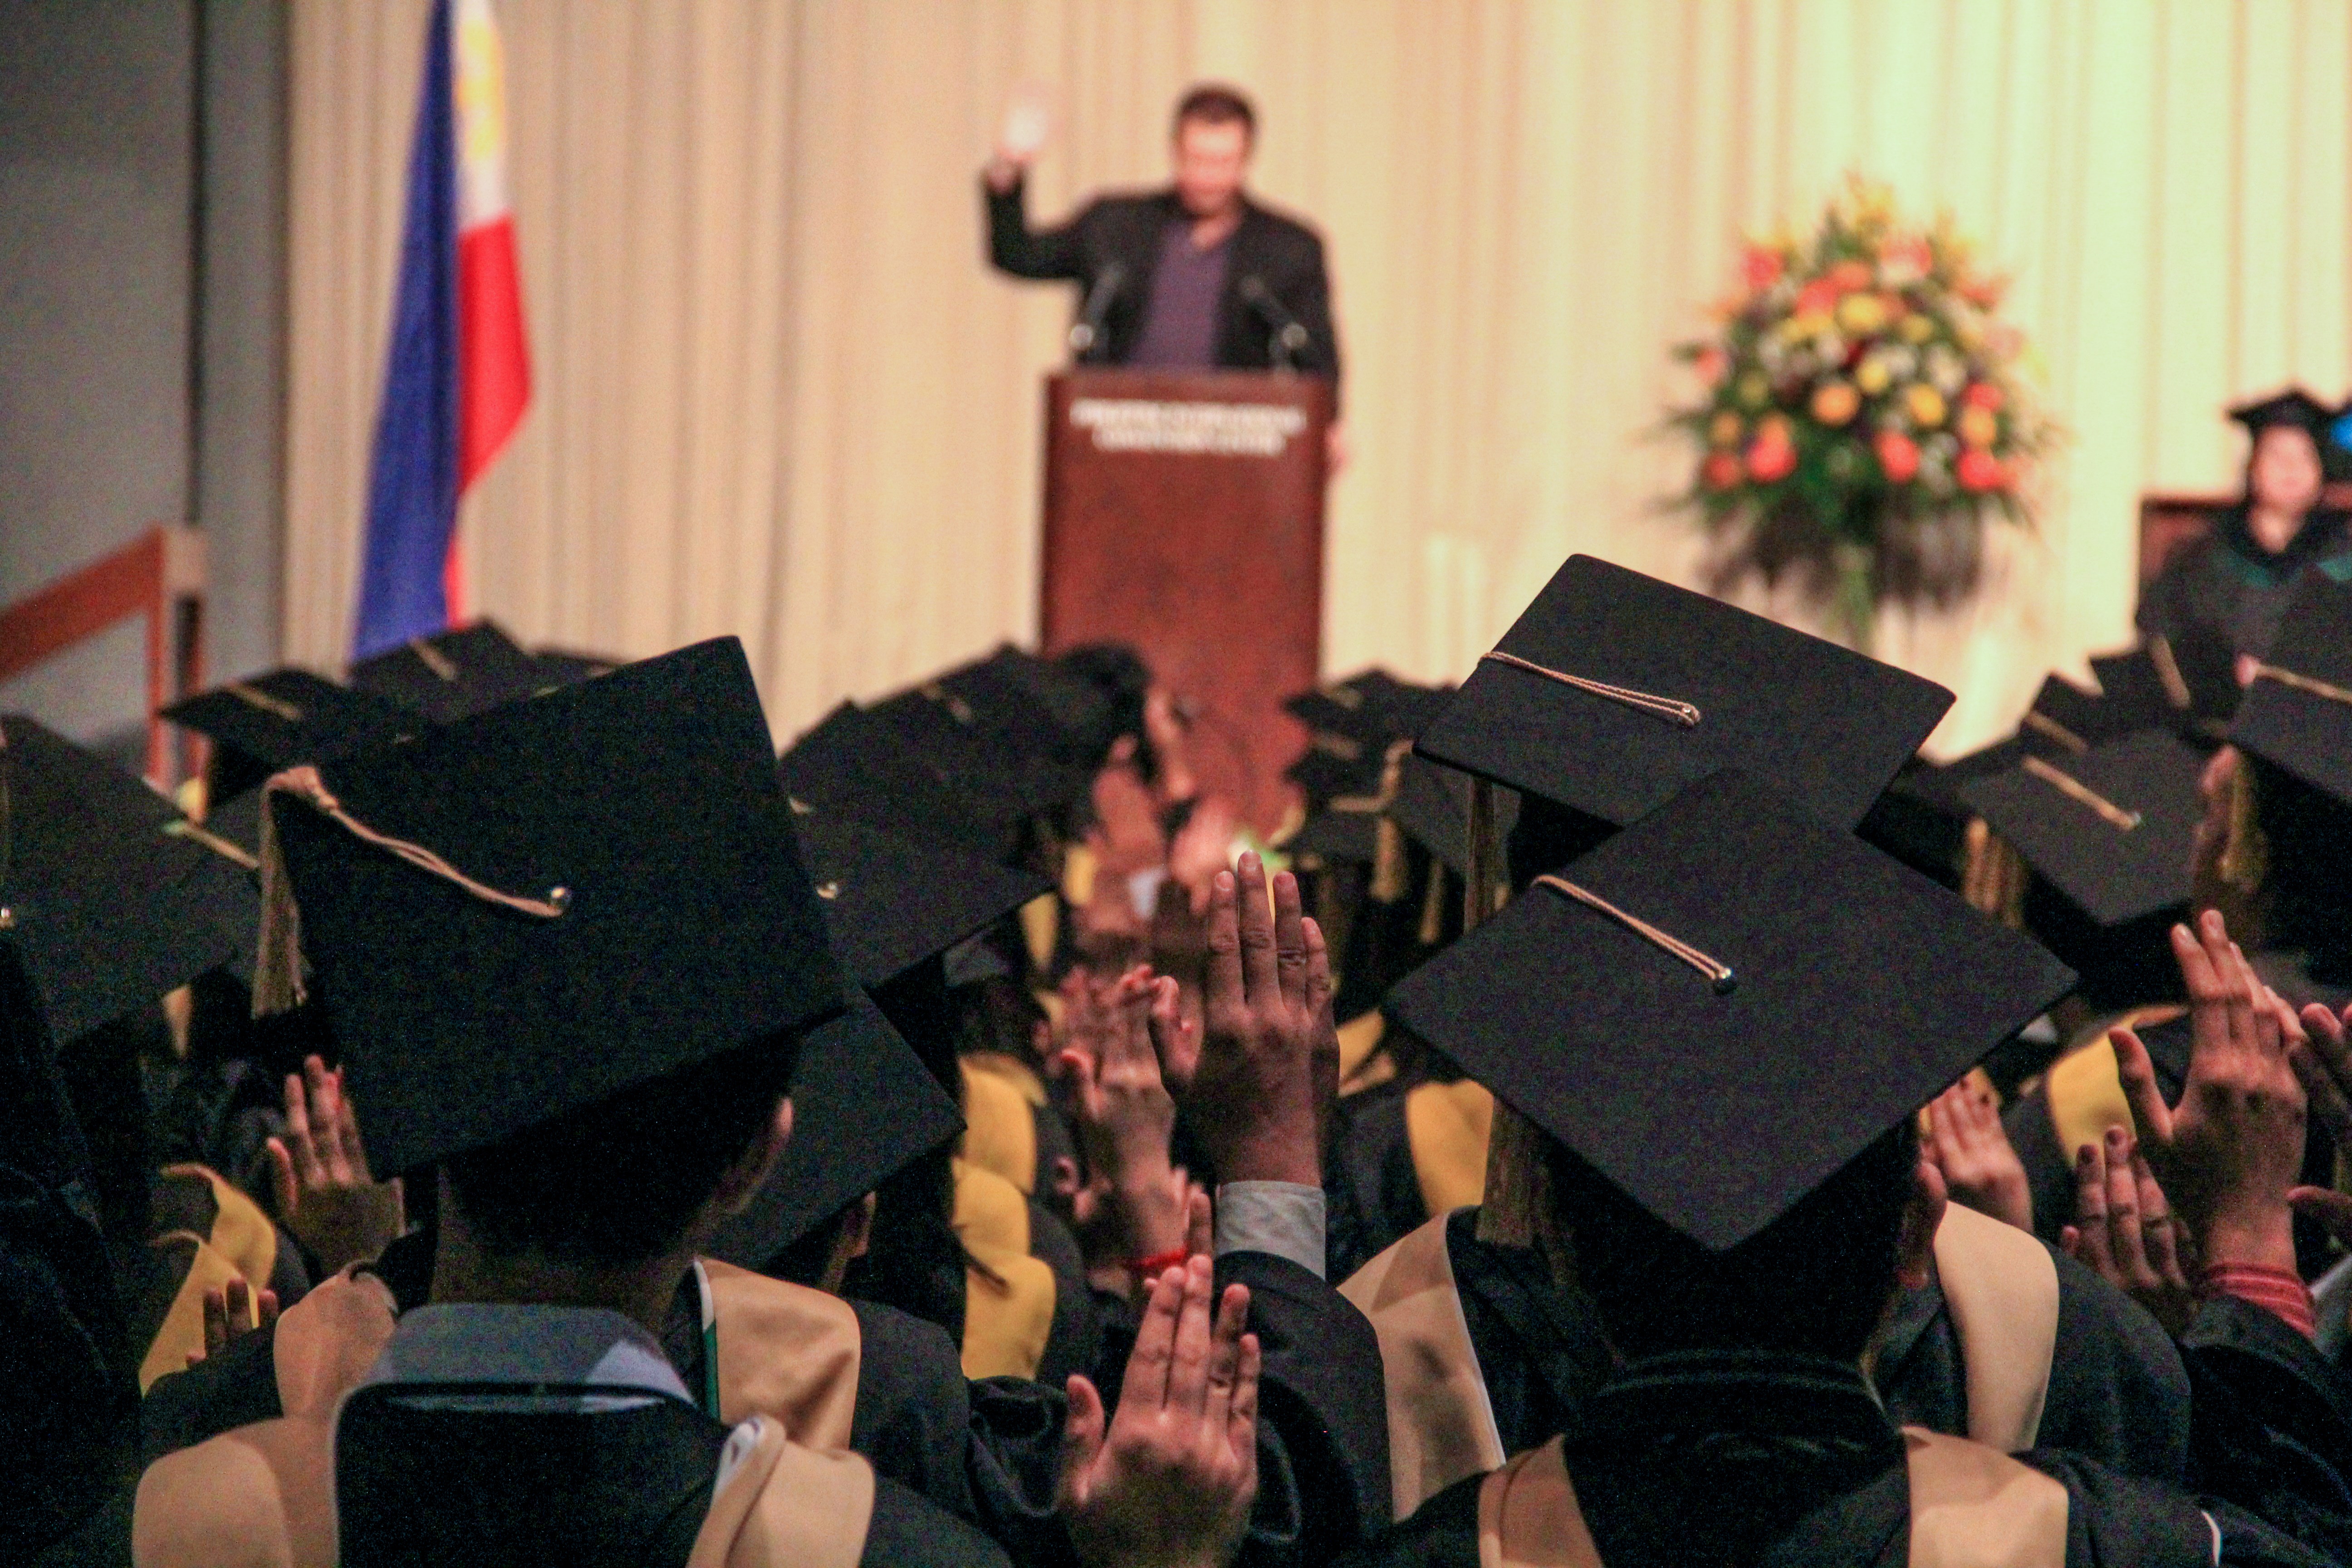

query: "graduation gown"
left=132, top=1287, right=1004, bottom=1568
left=1337, top=1351, right=2337, bottom=1568
left=2136, top=506, right=2352, bottom=719
left=1339, top=1203, right=2193, bottom=1520
left=141, top=1230, right=1393, bottom=1567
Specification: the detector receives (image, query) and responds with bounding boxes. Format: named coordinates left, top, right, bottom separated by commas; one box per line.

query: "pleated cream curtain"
left=284, top=0, right=2352, bottom=754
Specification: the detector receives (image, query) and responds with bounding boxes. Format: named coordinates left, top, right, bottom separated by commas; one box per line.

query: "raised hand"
left=1922, top=1078, right=2033, bottom=1233
left=2062, top=1127, right=2195, bottom=1335
left=1055, top=966, right=1187, bottom=1265
left=995, top=86, right=1053, bottom=171
left=2110, top=910, right=2307, bottom=1273
left=188, top=1276, right=279, bottom=1369
left=1188, top=853, right=1330, bottom=1186
left=1059, top=1255, right=1258, bottom=1568
left=1147, top=973, right=1202, bottom=1096
left=266, top=1054, right=405, bottom=1275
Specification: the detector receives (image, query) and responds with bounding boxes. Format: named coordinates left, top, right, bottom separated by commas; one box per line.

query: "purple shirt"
left=1129, top=219, right=1231, bottom=369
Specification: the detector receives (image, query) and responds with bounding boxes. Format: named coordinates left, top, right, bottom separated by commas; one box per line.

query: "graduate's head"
left=262, top=639, right=849, bottom=1272
left=2225, top=575, right=2352, bottom=984
left=1171, top=84, right=1254, bottom=217
left=2230, top=388, right=2337, bottom=517
left=1382, top=772, right=2072, bottom=1367
left=1546, top=1116, right=1935, bottom=1364
left=442, top=1031, right=800, bottom=1270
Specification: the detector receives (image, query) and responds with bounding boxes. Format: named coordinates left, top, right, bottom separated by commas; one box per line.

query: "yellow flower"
left=1956, top=405, right=1998, bottom=449
left=1810, top=380, right=1862, bottom=427
left=1904, top=384, right=1948, bottom=429
left=1834, top=293, right=1888, bottom=336
left=1708, top=411, right=1745, bottom=447
left=1783, top=311, right=1834, bottom=342
left=1854, top=357, right=1892, bottom=395
left=1735, top=372, right=1772, bottom=410
left=1897, top=314, right=1936, bottom=344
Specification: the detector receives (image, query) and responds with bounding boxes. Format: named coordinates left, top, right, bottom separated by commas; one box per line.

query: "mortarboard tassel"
left=252, top=764, right=570, bottom=1018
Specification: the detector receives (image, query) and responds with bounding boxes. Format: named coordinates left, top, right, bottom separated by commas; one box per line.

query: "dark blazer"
left=985, top=177, right=1343, bottom=407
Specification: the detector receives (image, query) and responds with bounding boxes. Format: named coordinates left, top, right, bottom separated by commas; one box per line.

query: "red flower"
left=1827, top=260, right=1874, bottom=292
left=1741, top=246, right=1784, bottom=292
left=1745, top=432, right=1797, bottom=482
left=1960, top=382, right=2005, bottom=412
left=1693, top=347, right=1730, bottom=386
left=1956, top=449, right=2007, bottom=491
left=1795, top=279, right=1841, bottom=318
left=1702, top=451, right=1744, bottom=490
left=1874, top=430, right=1920, bottom=483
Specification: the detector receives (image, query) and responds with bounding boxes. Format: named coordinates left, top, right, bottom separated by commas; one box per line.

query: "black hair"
left=442, top=1030, right=799, bottom=1270
left=2248, top=753, right=2352, bottom=984
left=1174, top=84, right=1256, bottom=142
left=1056, top=644, right=1156, bottom=784
left=1549, top=1117, right=1920, bottom=1364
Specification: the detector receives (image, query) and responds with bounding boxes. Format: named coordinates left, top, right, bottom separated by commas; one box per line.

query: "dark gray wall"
left=0, top=0, right=284, bottom=752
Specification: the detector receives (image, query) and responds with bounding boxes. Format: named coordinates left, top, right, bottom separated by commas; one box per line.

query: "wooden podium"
left=1040, top=369, right=1333, bottom=834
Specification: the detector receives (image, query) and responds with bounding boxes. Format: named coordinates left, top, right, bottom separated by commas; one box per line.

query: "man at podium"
left=981, top=83, right=1343, bottom=431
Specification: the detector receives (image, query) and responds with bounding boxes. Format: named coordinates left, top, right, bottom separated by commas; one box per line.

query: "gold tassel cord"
left=2248, top=662, right=2352, bottom=708
left=406, top=637, right=459, bottom=682
left=252, top=764, right=570, bottom=1017
left=2019, top=710, right=2088, bottom=755
left=1530, top=875, right=1737, bottom=994
left=2021, top=756, right=2141, bottom=832
left=226, top=682, right=304, bottom=723
left=1478, top=650, right=1701, bottom=728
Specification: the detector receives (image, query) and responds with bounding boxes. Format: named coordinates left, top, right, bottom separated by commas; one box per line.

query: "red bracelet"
left=2198, top=1263, right=2316, bottom=1340
left=1126, top=1248, right=1191, bottom=1277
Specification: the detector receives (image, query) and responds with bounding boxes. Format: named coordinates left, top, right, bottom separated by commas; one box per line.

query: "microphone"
left=1068, top=264, right=1126, bottom=358
left=1240, top=275, right=1310, bottom=370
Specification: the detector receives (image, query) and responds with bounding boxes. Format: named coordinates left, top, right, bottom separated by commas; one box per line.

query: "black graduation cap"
left=700, top=985, right=963, bottom=1270
left=1285, top=670, right=1450, bottom=750
left=0, top=718, right=238, bottom=1042
left=1416, top=556, right=1953, bottom=832
left=1283, top=741, right=1386, bottom=803
left=864, top=681, right=1073, bottom=822
left=269, top=637, right=844, bottom=1176
left=1957, top=730, right=2205, bottom=928
left=2228, top=387, right=2340, bottom=442
left=1386, top=770, right=2074, bottom=1251
left=2230, top=573, right=2352, bottom=808
left=346, top=620, right=549, bottom=723
left=936, top=644, right=1120, bottom=772
left=529, top=647, right=624, bottom=689
left=779, top=702, right=1011, bottom=862
left=2089, top=647, right=2196, bottom=736
left=163, top=669, right=416, bottom=806
left=789, top=799, right=1051, bottom=988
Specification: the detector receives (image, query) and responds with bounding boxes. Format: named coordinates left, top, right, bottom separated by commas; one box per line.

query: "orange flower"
left=1874, top=430, right=1920, bottom=483
left=1746, top=430, right=1797, bottom=482
left=1741, top=246, right=1784, bottom=292
left=1795, top=279, right=1842, bottom=318
left=1828, top=260, right=1874, bottom=292
left=1959, top=273, right=2008, bottom=309
left=1960, top=382, right=2005, bottom=412
left=1708, top=411, right=1744, bottom=447
left=1956, top=449, right=2007, bottom=491
left=1956, top=406, right=1999, bottom=450
left=1702, top=451, right=1744, bottom=490
left=1694, top=347, right=1730, bottom=386
left=1810, top=380, right=1862, bottom=426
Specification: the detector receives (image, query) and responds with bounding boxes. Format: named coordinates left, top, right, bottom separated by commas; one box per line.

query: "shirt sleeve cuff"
left=1214, top=1181, right=1326, bottom=1280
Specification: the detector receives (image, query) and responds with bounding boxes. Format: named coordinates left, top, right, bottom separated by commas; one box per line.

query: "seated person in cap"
left=1339, top=773, right=2347, bottom=1566
left=1342, top=558, right=2208, bottom=1502
left=2003, top=581, right=2352, bottom=1270
left=131, top=639, right=1263, bottom=1568
left=2137, top=390, right=2352, bottom=721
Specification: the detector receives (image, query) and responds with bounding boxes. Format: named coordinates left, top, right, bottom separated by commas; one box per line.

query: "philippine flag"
left=353, top=0, right=531, bottom=660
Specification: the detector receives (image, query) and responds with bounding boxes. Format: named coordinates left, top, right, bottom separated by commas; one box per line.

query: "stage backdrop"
left=285, top=0, right=2352, bottom=755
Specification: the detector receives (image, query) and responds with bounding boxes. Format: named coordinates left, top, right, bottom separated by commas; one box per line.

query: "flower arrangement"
left=1670, top=175, right=2061, bottom=647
